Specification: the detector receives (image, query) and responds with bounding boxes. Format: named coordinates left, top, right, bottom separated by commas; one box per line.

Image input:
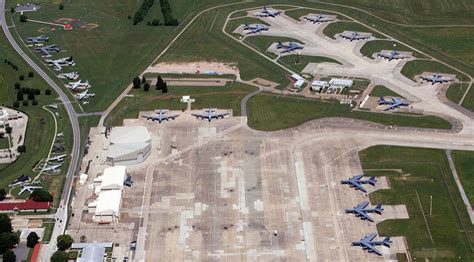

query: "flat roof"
left=95, top=190, right=122, bottom=215
left=109, top=126, right=150, bottom=145
left=100, top=166, right=126, bottom=190
left=72, top=242, right=113, bottom=262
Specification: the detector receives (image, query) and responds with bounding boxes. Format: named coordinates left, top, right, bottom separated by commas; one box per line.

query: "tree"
left=59, top=4, right=64, bottom=10
left=141, top=76, right=147, bottom=84
left=32, top=100, right=38, bottom=106
left=19, top=15, right=27, bottom=23
left=0, top=214, right=12, bottom=233
left=17, top=145, right=26, bottom=153
left=2, top=249, right=15, bottom=262
left=12, top=102, right=19, bottom=108
left=162, top=82, right=168, bottom=93
left=80, top=235, right=87, bottom=243
left=0, top=232, right=18, bottom=254
left=5, top=126, right=12, bottom=135
left=152, top=19, right=161, bottom=26
left=45, top=89, right=52, bottom=95
left=26, top=232, right=39, bottom=248
left=132, top=76, right=141, bottom=89
left=34, top=88, right=40, bottom=95
left=28, top=71, right=34, bottom=78
left=16, top=89, right=23, bottom=101
left=56, top=234, right=73, bottom=251
left=155, top=76, right=164, bottom=90
left=14, top=83, right=20, bottom=89
left=27, top=92, right=35, bottom=101
left=30, top=189, right=53, bottom=202
left=0, top=189, right=6, bottom=201
left=10, top=7, right=14, bottom=13
left=144, top=83, right=150, bottom=91
left=19, top=75, right=24, bottom=81
left=128, top=15, right=131, bottom=20
left=22, top=100, right=29, bottom=106
left=51, top=250, right=68, bottom=262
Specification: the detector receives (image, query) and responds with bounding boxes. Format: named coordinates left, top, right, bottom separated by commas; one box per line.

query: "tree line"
left=133, top=0, right=155, bottom=25
left=132, top=76, right=168, bottom=93
left=159, top=0, right=179, bottom=26
left=131, top=0, right=178, bottom=26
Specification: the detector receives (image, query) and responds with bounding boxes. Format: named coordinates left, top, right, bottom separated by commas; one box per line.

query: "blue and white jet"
left=192, top=108, right=229, bottom=122
left=352, top=233, right=392, bottom=256
left=345, top=201, right=383, bottom=222
left=34, top=44, right=61, bottom=56
left=142, top=109, right=179, bottom=123
left=378, top=50, right=409, bottom=61
left=26, top=35, right=49, bottom=44
left=419, top=73, right=454, bottom=85
left=276, top=42, right=304, bottom=53
left=243, top=23, right=269, bottom=34
left=255, top=6, right=281, bottom=18
left=304, top=15, right=333, bottom=24
left=341, top=174, right=377, bottom=193
left=340, top=31, right=371, bottom=41
left=378, top=97, right=409, bottom=111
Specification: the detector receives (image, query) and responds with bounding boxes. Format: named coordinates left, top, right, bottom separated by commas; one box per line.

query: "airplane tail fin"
left=378, top=96, right=386, bottom=104
left=375, top=204, right=383, bottom=214
left=369, top=176, right=377, bottom=185
left=67, top=56, right=73, bottom=62
left=383, top=237, right=392, bottom=247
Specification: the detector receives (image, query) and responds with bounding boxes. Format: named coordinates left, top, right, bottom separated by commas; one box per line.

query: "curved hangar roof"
left=109, top=126, right=151, bottom=144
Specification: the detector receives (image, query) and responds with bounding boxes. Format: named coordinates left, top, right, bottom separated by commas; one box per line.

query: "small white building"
left=329, top=78, right=353, bottom=88
left=291, top=74, right=304, bottom=81
left=311, top=80, right=328, bottom=91
left=91, top=190, right=122, bottom=223
left=93, top=166, right=127, bottom=194
left=294, top=79, right=305, bottom=89
left=181, top=96, right=191, bottom=103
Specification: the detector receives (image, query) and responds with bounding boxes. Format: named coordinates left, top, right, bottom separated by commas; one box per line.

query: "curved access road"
left=0, top=0, right=81, bottom=260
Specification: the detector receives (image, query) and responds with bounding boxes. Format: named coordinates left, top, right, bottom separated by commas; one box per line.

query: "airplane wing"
left=362, top=242, right=382, bottom=255
left=362, top=233, right=377, bottom=242
left=354, top=35, right=370, bottom=40
left=355, top=209, right=374, bottom=221
left=353, top=182, right=367, bottom=193
left=52, top=61, right=62, bottom=71
left=357, top=201, right=370, bottom=209
left=18, top=187, right=28, bottom=195
left=210, top=112, right=229, bottom=119
left=383, top=103, right=399, bottom=111
left=163, top=114, right=179, bottom=120
left=191, top=113, right=206, bottom=119
left=352, top=174, right=364, bottom=180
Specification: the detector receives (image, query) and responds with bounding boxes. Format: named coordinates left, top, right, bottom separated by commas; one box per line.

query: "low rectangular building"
left=93, top=166, right=127, bottom=194
left=329, top=78, right=353, bottom=88
left=311, top=80, right=328, bottom=91
left=0, top=200, right=50, bottom=213
left=92, top=190, right=122, bottom=223
left=294, top=79, right=305, bottom=89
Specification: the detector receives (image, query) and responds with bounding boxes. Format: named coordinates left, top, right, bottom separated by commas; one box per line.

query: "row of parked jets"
left=26, top=35, right=95, bottom=101
left=142, top=108, right=229, bottom=123
left=341, top=174, right=392, bottom=256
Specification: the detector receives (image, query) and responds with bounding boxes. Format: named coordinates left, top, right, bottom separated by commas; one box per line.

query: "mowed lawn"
left=278, top=55, right=341, bottom=73
left=445, top=83, right=469, bottom=105
left=105, top=82, right=256, bottom=126
left=247, top=93, right=451, bottom=131
left=360, top=146, right=474, bottom=261
left=400, top=60, right=468, bottom=81
left=451, top=151, right=474, bottom=207
left=359, top=40, right=425, bottom=58
left=370, top=85, right=403, bottom=98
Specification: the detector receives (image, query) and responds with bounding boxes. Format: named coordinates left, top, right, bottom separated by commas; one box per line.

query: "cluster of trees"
left=133, top=0, right=154, bottom=25
left=30, top=189, right=53, bottom=202
left=19, top=14, right=27, bottom=23
left=15, top=87, right=41, bottom=107
left=147, top=19, right=161, bottom=26
left=159, top=0, right=179, bottom=26
left=132, top=76, right=168, bottom=93
left=4, top=59, right=18, bottom=71
left=51, top=234, right=74, bottom=262
left=0, top=214, right=19, bottom=261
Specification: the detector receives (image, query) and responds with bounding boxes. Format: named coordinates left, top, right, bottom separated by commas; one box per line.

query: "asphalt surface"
left=0, top=1, right=81, bottom=260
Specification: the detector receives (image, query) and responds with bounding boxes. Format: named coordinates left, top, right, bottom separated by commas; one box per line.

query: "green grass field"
left=359, top=40, right=425, bottom=58
left=400, top=60, right=468, bottom=81
left=370, top=85, right=403, bottom=98
left=451, top=151, right=474, bottom=207
left=106, top=82, right=256, bottom=126
left=445, top=83, right=469, bottom=105
left=460, top=87, right=474, bottom=112
left=0, top=137, right=10, bottom=149
left=247, top=93, right=451, bottom=131
left=322, top=21, right=384, bottom=39
left=360, top=146, right=474, bottom=260
left=278, top=55, right=341, bottom=73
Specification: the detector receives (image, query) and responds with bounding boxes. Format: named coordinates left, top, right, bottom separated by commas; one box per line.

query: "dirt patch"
left=250, top=78, right=279, bottom=88
left=147, top=62, right=240, bottom=77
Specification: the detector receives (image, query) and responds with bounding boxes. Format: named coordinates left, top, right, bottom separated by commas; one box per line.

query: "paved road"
left=0, top=1, right=81, bottom=260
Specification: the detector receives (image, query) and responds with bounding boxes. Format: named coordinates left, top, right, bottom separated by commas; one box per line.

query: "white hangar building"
left=105, top=126, right=151, bottom=166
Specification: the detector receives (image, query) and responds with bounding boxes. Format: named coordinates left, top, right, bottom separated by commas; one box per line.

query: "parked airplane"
left=378, top=97, right=409, bottom=111
left=192, top=108, right=229, bottom=122
left=124, top=176, right=134, bottom=187
left=304, top=14, right=333, bottom=23
left=34, top=44, right=61, bottom=56
left=42, top=164, right=61, bottom=173
left=419, top=73, right=454, bottom=85
left=18, top=185, right=43, bottom=196
left=58, top=72, right=79, bottom=80
left=341, top=174, right=377, bottom=193
left=46, top=56, right=75, bottom=71
left=9, top=175, right=31, bottom=187
left=346, top=201, right=383, bottom=222
left=276, top=42, right=304, bottom=53
left=378, top=50, right=409, bottom=61
left=57, top=132, right=64, bottom=137
left=48, top=154, right=67, bottom=162
left=352, top=233, right=392, bottom=256
left=340, top=31, right=371, bottom=41
left=26, top=35, right=49, bottom=43
left=75, top=89, right=95, bottom=101
left=255, top=6, right=281, bottom=17
left=67, top=80, right=90, bottom=91
left=243, top=23, right=269, bottom=34
left=142, top=109, right=179, bottom=123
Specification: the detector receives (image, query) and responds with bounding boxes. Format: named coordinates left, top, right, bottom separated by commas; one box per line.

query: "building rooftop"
left=71, top=242, right=113, bottom=262
left=0, top=199, right=50, bottom=211
left=109, top=126, right=150, bottom=145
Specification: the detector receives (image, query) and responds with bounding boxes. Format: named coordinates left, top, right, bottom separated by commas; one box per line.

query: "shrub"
left=19, top=75, right=24, bottom=81
left=19, top=14, right=27, bottom=22
left=45, top=89, right=52, bottom=95
left=22, top=101, right=28, bottom=106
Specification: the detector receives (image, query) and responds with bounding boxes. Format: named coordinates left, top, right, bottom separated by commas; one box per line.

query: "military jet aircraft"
left=67, top=80, right=90, bottom=91
left=341, top=174, right=377, bottom=193
left=378, top=97, right=409, bottom=111
left=377, top=50, right=409, bottom=61
left=56, top=132, right=64, bottom=137
left=75, top=89, right=95, bottom=101
left=42, top=164, right=61, bottom=173
left=142, top=109, right=179, bottom=123
left=9, top=175, right=31, bottom=187
left=192, top=108, right=229, bottom=122
left=34, top=44, right=61, bottom=56
left=340, top=31, right=371, bottom=41
left=48, top=154, right=67, bottom=162
left=243, top=23, right=269, bottom=34
left=58, top=72, right=79, bottom=80
left=26, top=35, right=49, bottom=43
left=345, top=201, right=383, bottom=222
left=255, top=6, right=281, bottom=17
left=46, top=56, right=75, bottom=71
left=304, top=14, right=333, bottom=23
left=352, top=233, right=392, bottom=256
left=419, top=73, right=454, bottom=85
left=276, top=42, right=304, bottom=53
left=18, top=185, right=43, bottom=196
